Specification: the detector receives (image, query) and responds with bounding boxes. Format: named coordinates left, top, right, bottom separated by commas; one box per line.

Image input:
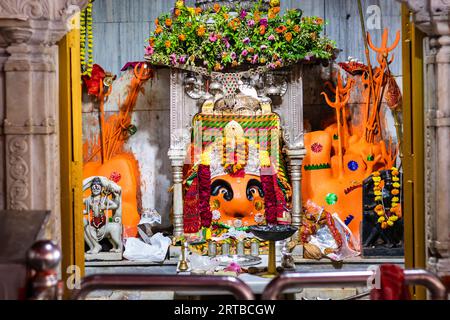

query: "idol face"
left=91, top=181, right=102, bottom=196
left=210, top=174, right=265, bottom=226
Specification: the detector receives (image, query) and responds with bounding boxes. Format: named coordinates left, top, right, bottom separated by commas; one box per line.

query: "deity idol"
left=83, top=176, right=123, bottom=259
left=183, top=120, right=292, bottom=235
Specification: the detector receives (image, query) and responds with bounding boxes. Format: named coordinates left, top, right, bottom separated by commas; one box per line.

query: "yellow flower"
left=389, top=215, right=399, bottom=222
left=270, top=0, right=280, bottom=7
left=392, top=197, right=400, bottom=202
left=393, top=182, right=401, bottom=188
left=373, top=176, right=381, bottom=182
left=378, top=217, right=386, bottom=223
left=175, top=0, right=185, bottom=9
left=205, top=228, right=212, bottom=240
left=374, top=191, right=382, bottom=196
left=377, top=210, right=385, bottom=217
left=375, top=196, right=383, bottom=201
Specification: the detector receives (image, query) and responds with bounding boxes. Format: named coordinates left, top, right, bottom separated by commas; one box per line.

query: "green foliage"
left=145, top=3, right=336, bottom=72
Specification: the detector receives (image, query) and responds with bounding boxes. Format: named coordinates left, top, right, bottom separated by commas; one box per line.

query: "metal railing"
left=262, top=269, right=448, bottom=300
left=72, top=274, right=255, bottom=300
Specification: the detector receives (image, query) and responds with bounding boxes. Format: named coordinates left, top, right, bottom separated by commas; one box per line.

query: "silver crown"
left=195, top=0, right=270, bottom=11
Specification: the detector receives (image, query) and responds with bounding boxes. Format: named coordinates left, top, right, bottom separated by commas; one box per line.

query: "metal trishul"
left=367, top=28, right=400, bottom=65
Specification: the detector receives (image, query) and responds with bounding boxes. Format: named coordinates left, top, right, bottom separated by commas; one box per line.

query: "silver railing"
left=262, top=270, right=448, bottom=300
left=72, top=274, right=255, bottom=300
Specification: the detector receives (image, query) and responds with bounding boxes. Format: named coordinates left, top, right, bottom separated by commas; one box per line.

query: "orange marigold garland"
left=373, top=167, right=401, bottom=229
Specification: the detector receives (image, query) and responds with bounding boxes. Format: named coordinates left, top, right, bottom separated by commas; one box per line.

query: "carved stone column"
left=0, top=0, right=88, bottom=241
left=399, top=0, right=450, bottom=276
left=168, top=68, right=193, bottom=237
left=285, top=149, right=306, bottom=229
left=282, top=65, right=306, bottom=230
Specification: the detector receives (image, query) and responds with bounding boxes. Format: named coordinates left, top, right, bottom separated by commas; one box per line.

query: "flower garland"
left=373, top=167, right=401, bottom=229
left=80, top=0, right=94, bottom=77
left=145, top=1, right=336, bottom=72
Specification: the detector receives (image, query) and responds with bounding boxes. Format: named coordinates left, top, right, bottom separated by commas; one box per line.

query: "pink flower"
left=222, top=37, right=230, bottom=49
left=241, top=49, right=249, bottom=57
left=247, top=19, right=255, bottom=27
left=251, top=54, right=259, bottom=64
left=178, top=55, right=187, bottom=64
left=209, top=33, right=218, bottom=42
left=260, top=18, right=268, bottom=26
left=243, top=37, right=250, bottom=44
left=260, top=45, right=268, bottom=50
left=268, top=35, right=275, bottom=41
left=145, top=46, right=154, bottom=55
left=240, top=10, right=247, bottom=19
left=169, top=54, right=177, bottom=65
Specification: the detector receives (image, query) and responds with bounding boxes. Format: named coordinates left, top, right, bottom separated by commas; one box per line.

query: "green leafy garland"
left=145, top=1, right=337, bottom=72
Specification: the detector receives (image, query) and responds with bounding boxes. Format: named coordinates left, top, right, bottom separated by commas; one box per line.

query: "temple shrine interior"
left=2, top=0, right=449, bottom=303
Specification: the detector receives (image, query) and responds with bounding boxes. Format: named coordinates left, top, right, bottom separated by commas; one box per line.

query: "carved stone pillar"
left=168, top=68, right=194, bottom=237
left=282, top=65, right=306, bottom=230
left=399, top=0, right=450, bottom=276
left=0, top=0, right=88, bottom=241
left=285, top=149, right=306, bottom=229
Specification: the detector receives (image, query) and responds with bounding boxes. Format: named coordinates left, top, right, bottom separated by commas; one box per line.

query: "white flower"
left=212, top=210, right=221, bottom=221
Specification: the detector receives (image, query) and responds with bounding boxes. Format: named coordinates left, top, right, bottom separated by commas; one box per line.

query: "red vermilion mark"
left=311, top=142, right=323, bottom=153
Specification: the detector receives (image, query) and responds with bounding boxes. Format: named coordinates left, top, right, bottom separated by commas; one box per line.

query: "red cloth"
left=82, top=64, right=106, bottom=97
left=370, top=265, right=412, bottom=300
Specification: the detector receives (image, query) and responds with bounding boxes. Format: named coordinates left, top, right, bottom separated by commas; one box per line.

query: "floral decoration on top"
left=144, top=0, right=337, bottom=72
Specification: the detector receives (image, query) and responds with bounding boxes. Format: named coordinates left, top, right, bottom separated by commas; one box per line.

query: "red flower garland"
left=260, top=173, right=282, bottom=224
left=198, top=164, right=212, bottom=228
left=183, top=177, right=201, bottom=233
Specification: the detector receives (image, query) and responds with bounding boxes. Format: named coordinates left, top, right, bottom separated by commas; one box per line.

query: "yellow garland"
left=80, top=0, right=94, bottom=77
left=373, top=167, right=401, bottom=229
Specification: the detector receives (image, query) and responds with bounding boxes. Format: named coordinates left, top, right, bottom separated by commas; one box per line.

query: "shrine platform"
left=84, top=256, right=404, bottom=300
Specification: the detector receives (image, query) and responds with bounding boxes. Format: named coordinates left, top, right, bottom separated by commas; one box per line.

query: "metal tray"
left=217, top=255, right=262, bottom=267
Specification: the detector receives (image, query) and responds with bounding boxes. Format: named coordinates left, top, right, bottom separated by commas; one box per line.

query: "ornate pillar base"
left=285, top=148, right=307, bottom=230
left=168, top=149, right=186, bottom=238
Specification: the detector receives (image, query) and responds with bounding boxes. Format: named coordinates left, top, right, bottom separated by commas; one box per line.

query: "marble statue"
left=83, top=176, right=123, bottom=261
